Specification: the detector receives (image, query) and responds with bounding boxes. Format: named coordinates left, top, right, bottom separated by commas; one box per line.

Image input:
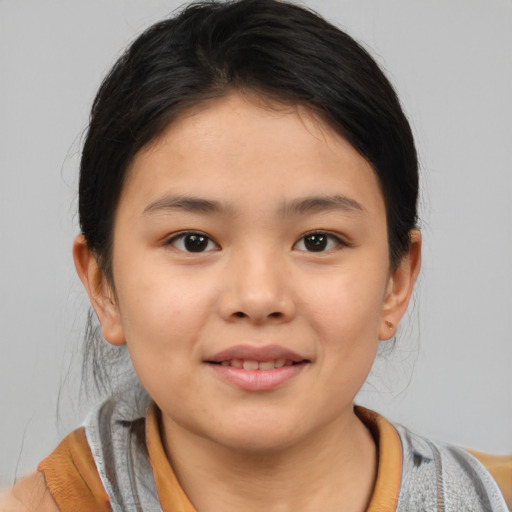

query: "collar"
left=146, top=403, right=402, bottom=512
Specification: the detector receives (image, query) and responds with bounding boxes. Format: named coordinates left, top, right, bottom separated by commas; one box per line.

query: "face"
left=85, top=93, right=416, bottom=453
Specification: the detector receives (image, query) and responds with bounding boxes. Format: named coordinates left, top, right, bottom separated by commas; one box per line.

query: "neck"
left=160, top=408, right=377, bottom=512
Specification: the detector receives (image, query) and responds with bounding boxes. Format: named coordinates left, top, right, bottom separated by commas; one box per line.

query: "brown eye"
left=169, top=232, right=219, bottom=253
left=304, top=233, right=328, bottom=251
left=294, top=232, right=343, bottom=252
left=184, top=234, right=208, bottom=252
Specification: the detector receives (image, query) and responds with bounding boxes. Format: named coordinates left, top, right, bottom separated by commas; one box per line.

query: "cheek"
left=115, top=268, right=216, bottom=367
left=117, top=281, right=210, bottom=408
left=300, top=263, right=387, bottom=387
left=303, top=266, right=387, bottom=341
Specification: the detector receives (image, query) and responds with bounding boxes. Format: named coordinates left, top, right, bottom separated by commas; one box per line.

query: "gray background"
left=0, top=0, right=511, bottom=485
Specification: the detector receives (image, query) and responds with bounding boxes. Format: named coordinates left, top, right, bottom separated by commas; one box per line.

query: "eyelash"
left=293, top=231, right=346, bottom=253
left=166, top=231, right=220, bottom=253
left=166, top=230, right=346, bottom=254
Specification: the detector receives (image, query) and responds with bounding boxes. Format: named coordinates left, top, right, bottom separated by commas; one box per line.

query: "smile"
left=206, top=345, right=309, bottom=391
left=213, top=359, right=298, bottom=370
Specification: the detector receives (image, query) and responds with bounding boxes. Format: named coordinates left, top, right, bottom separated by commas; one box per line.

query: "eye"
left=167, top=232, right=219, bottom=253
left=293, top=232, right=343, bottom=252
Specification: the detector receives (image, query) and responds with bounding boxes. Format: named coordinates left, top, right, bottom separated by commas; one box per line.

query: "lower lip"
left=208, top=362, right=308, bottom=391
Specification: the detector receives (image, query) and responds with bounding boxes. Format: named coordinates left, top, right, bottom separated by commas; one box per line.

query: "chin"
left=217, top=430, right=299, bottom=455
left=207, top=414, right=308, bottom=455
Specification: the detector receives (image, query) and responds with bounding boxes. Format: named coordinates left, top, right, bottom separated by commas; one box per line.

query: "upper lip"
left=207, top=344, right=308, bottom=363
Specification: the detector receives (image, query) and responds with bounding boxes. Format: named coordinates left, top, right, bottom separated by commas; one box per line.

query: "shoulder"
left=0, top=471, right=59, bottom=512
left=38, top=426, right=111, bottom=512
left=394, top=423, right=508, bottom=511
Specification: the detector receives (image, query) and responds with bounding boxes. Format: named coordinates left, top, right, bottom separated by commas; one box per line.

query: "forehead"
left=120, top=92, right=384, bottom=218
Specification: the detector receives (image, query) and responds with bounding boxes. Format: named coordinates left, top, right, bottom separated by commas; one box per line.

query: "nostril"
left=229, top=310, right=289, bottom=322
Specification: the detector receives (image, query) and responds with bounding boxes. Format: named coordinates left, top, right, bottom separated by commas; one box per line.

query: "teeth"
left=243, top=360, right=259, bottom=370
left=259, top=361, right=275, bottom=370
left=218, top=359, right=300, bottom=370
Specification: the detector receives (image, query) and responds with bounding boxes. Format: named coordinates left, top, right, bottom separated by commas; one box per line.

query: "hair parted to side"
left=78, top=0, right=419, bottom=394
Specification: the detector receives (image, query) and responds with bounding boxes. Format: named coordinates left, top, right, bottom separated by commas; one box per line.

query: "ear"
left=379, top=230, right=421, bottom=340
left=73, top=235, right=126, bottom=346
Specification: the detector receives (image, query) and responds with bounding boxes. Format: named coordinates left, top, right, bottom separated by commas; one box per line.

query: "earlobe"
left=72, top=235, right=126, bottom=346
left=379, top=230, right=421, bottom=340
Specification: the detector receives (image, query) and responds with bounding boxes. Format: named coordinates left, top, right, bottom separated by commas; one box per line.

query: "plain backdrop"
left=0, top=0, right=511, bottom=485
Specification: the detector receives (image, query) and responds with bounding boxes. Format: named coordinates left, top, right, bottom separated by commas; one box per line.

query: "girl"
left=2, top=0, right=508, bottom=510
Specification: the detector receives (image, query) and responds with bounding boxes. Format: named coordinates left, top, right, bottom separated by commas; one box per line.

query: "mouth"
left=205, top=345, right=309, bottom=391
left=206, top=344, right=309, bottom=368
left=208, top=359, right=303, bottom=370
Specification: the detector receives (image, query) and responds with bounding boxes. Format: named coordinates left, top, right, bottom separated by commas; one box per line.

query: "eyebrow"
left=142, top=193, right=365, bottom=217
left=143, top=195, right=230, bottom=216
left=278, top=194, right=365, bottom=216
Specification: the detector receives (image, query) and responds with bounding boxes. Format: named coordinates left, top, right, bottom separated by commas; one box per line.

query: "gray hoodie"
left=85, top=398, right=508, bottom=512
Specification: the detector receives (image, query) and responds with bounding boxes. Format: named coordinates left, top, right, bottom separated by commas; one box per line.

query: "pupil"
left=305, top=234, right=327, bottom=252
left=184, top=234, right=208, bottom=252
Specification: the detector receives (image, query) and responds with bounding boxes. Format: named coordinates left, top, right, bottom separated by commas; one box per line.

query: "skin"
left=0, top=472, right=58, bottom=512
left=73, top=92, right=419, bottom=512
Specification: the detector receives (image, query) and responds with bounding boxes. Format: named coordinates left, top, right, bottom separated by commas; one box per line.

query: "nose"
left=217, top=250, right=296, bottom=325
